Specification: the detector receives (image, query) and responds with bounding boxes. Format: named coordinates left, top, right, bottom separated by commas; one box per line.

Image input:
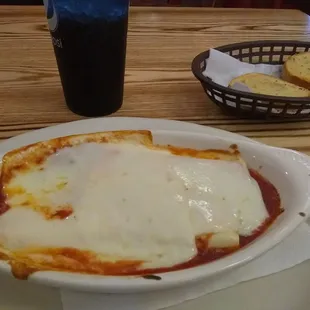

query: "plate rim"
left=0, top=117, right=269, bottom=293
left=0, top=117, right=257, bottom=154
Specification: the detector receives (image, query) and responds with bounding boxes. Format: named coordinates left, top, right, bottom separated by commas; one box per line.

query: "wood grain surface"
left=0, top=7, right=310, bottom=153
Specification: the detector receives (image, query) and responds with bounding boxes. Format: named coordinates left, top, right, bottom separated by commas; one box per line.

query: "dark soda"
left=43, top=0, right=129, bottom=117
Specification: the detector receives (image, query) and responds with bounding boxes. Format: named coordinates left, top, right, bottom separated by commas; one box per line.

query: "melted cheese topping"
left=0, top=141, right=268, bottom=269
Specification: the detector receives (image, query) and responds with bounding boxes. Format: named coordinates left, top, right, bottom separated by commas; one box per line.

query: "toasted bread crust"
left=229, top=73, right=310, bottom=97
left=282, top=52, right=310, bottom=90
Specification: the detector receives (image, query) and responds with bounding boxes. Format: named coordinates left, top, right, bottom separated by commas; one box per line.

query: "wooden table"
left=0, top=6, right=309, bottom=154
left=1, top=7, right=310, bottom=310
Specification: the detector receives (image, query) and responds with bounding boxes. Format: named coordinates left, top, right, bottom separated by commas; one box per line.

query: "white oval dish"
left=0, top=119, right=309, bottom=294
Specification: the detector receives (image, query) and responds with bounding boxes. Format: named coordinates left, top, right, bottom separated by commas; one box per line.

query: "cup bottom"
left=66, top=101, right=123, bottom=117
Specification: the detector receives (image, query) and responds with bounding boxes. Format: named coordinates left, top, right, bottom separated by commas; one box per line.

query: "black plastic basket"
left=191, top=40, right=310, bottom=119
